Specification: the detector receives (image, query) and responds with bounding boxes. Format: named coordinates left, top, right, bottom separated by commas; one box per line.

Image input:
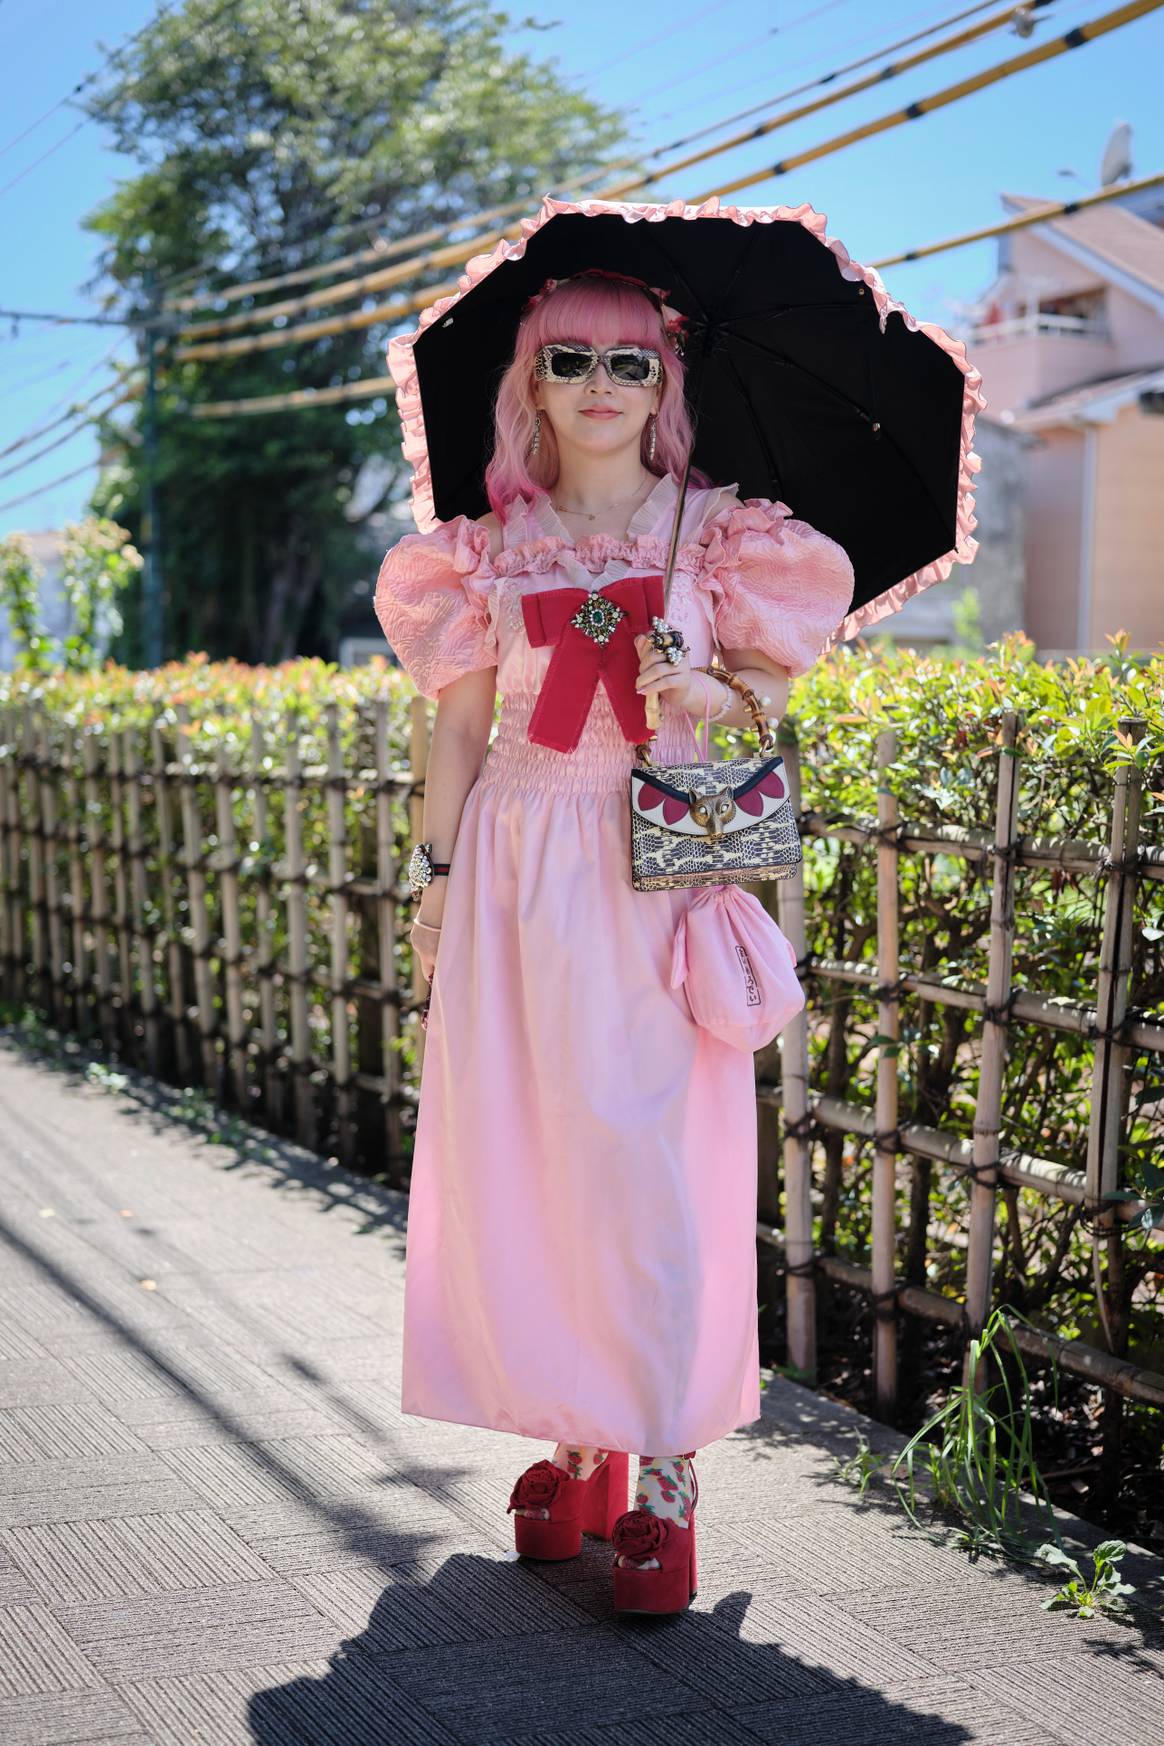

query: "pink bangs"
left=484, top=273, right=706, bottom=522
left=524, top=276, right=667, bottom=351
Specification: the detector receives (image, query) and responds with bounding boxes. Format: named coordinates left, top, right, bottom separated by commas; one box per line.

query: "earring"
left=528, top=411, right=542, bottom=457
left=646, top=414, right=658, bottom=465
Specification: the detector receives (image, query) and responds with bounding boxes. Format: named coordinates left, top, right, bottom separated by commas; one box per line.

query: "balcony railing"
left=970, top=312, right=1111, bottom=345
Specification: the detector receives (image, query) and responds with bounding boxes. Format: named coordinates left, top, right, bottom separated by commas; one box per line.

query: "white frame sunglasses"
left=534, top=342, right=664, bottom=388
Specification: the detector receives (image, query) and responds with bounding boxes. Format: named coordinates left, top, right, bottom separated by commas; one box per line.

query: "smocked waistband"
left=478, top=691, right=697, bottom=794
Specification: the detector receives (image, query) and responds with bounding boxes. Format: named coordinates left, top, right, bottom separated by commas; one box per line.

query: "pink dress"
left=374, top=472, right=854, bottom=1456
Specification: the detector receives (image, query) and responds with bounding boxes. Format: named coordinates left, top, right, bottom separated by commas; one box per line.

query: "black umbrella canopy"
left=405, top=202, right=983, bottom=625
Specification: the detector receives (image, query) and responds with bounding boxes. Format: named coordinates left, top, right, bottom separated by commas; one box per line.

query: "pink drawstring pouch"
left=670, top=884, right=805, bottom=1053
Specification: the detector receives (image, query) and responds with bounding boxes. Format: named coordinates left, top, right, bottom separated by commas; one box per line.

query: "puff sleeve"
left=696, top=497, right=855, bottom=678
left=374, top=515, right=499, bottom=701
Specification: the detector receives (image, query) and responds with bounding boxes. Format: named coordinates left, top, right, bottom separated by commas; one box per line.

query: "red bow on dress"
left=521, top=574, right=666, bottom=752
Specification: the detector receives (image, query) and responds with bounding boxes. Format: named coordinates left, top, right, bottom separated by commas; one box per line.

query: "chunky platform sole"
left=611, top=1511, right=697, bottom=1613
left=511, top=1452, right=630, bottom=1561
left=610, top=1456, right=699, bottom=1615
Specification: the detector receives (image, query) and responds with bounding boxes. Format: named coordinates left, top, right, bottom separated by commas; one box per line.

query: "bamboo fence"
left=1, top=697, right=1161, bottom=1420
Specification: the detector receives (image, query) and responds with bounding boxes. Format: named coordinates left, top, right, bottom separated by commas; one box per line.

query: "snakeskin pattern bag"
left=629, top=664, right=802, bottom=893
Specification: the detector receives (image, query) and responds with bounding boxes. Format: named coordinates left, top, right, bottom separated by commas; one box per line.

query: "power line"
left=191, top=374, right=397, bottom=419
left=0, top=458, right=100, bottom=516
left=0, top=0, right=246, bottom=203
left=568, top=0, right=746, bottom=84
left=9, top=0, right=1152, bottom=461
left=626, top=0, right=1023, bottom=132
left=4, top=356, right=85, bottom=397
left=167, top=2, right=941, bottom=319
left=172, top=0, right=1081, bottom=357
left=163, top=164, right=624, bottom=314
left=183, top=169, right=1164, bottom=422
left=32, top=335, right=136, bottom=425
left=689, top=0, right=1162, bottom=203
left=1, top=325, right=129, bottom=390
left=0, top=389, right=139, bottom=485
left=604, top=0, right=1064, bottom=196
left=0, top=1, right=178, bottom=160
left=0, top=306, right=149, bottom=330
left=0, top=376, right=142, bottom=468
left=630, top=0, right=859, bottom=110
left=168, top=0, right=1017, bottom=339
left=13, top=168, right=1163, bottom=479
left=18, top=0, right=1116, bottom=382
left=163, top=163, right=618, bottom=315
left=140, top=0, right=1021, bottom=317
left=624, top=0, right=1039, bottom=152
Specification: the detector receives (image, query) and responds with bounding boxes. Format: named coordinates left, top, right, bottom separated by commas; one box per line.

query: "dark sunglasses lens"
left=549, top=348, right=594, bottom=381
left=607, top=350, right=654, bottom=383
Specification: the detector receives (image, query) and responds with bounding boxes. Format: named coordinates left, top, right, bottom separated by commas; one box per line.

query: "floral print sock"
left=512, top=1443, right=610, bottom=1519
left=615, top=1453, right=696, bottom=1569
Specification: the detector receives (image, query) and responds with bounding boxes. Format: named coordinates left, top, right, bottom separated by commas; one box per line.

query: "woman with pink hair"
left=374, top=268, right=855, bottom=1615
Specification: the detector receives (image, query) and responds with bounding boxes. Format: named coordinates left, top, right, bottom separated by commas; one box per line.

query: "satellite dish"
left=344, top=454, right=395, bottom=522
left=1100, top=122, right=1133, bottom=186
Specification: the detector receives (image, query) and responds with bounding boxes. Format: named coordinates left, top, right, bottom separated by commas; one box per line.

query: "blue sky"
left=1, top=0, right=1162, bottom=539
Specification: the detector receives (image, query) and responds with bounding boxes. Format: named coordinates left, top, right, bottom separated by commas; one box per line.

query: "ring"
left=647, top=616, right=688, bottom=665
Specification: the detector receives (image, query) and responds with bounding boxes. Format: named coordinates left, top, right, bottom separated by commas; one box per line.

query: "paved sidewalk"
left=0, top=1038, right=1161, bottom=1746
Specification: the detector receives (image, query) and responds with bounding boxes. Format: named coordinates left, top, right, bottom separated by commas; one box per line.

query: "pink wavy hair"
left=484, top=271, right=710, bottom=522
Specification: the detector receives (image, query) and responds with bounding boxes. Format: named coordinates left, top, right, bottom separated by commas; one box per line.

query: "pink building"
left=971, top=185, right=1164, bottom=660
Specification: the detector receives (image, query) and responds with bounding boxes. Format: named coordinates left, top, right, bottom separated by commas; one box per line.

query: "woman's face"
left=532, top=337, right=662, bottom=462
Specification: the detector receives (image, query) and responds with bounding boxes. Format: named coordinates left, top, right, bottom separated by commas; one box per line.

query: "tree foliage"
left=80, top=0, right=628, bottom=664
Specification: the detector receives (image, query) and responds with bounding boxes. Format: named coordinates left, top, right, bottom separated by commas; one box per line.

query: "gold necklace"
left=551, top=475, right=653, bottom=522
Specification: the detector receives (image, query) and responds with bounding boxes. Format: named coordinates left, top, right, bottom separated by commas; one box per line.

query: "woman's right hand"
left=410, top=895, right=445, bottom=982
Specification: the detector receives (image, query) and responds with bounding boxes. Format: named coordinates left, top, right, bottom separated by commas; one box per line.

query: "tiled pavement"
left=0, top=1038, right=1161, bottom=1746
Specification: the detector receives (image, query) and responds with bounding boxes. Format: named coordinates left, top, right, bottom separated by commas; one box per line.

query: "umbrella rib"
left=720, top=299, right=865, bottom=325
left=724, top=326, right=877, bottom=424
left=645, top=225, right=759, bottom=333
left=641, top=236, right=711, bottom=325
left=726, top=327, right=956, bottom=538
left=720, top=351, right=785, bottom=500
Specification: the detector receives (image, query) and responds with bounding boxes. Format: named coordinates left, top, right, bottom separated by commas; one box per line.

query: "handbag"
left=629, top=661, right=802, bottom=892
left=669, top=882, right=805, bottom=1052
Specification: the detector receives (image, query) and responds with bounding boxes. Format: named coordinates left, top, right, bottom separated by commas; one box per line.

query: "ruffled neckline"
left=433, top=482, right=812, bottom=589
left=438, top=477, right=802, bottom=582
left=493, top=473, right=742, bottom=577
left=474, top=474, right=729, bottom=583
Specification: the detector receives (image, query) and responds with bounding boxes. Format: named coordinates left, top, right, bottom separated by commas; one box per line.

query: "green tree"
left=81, top=0, right=628, bottom=665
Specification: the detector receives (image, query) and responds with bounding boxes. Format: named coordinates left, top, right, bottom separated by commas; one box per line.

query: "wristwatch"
left=408, top=840, right=451, bottom=902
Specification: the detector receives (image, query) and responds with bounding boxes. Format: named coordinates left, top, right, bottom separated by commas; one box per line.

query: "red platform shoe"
left=507, top=1452, right=630, bottom=1560
left=610, top=1454, right=699, bottom=1615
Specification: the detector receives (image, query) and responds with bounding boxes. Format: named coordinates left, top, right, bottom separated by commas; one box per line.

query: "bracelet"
left=703, top=671, right=733, bottom=723
left=411, top=918, right=443, bottom=938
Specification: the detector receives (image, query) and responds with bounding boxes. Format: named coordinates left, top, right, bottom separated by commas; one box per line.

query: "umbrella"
left=387, top=194, right=985, bottom=655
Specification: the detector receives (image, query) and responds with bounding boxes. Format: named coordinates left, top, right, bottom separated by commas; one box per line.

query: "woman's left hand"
left=633, top=633, right=705, bottom=716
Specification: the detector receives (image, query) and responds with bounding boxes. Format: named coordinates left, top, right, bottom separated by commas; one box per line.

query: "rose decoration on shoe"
left=507, top=1459, right=564, bottom=1515
left=611, top=1508, right=668, bottom=1560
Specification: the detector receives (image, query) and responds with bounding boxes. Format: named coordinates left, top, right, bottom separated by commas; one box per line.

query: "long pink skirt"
left=400, top=694, right=762, bottom=1455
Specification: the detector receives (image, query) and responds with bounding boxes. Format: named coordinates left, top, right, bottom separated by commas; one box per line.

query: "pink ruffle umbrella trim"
left=385, top=194, right=986, bottom=650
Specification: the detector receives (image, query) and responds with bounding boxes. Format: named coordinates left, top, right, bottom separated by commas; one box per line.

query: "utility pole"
left=140, top=264, right=164, bottom=666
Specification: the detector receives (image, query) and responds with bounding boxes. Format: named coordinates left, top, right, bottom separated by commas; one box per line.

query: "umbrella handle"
left=633, top=447, right=696, bottom=761
left=644, top=446, right=693, bottom=742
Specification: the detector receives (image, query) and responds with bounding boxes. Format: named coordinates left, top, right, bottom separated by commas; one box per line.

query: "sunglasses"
left=534, top=342, right=663, bottom=387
